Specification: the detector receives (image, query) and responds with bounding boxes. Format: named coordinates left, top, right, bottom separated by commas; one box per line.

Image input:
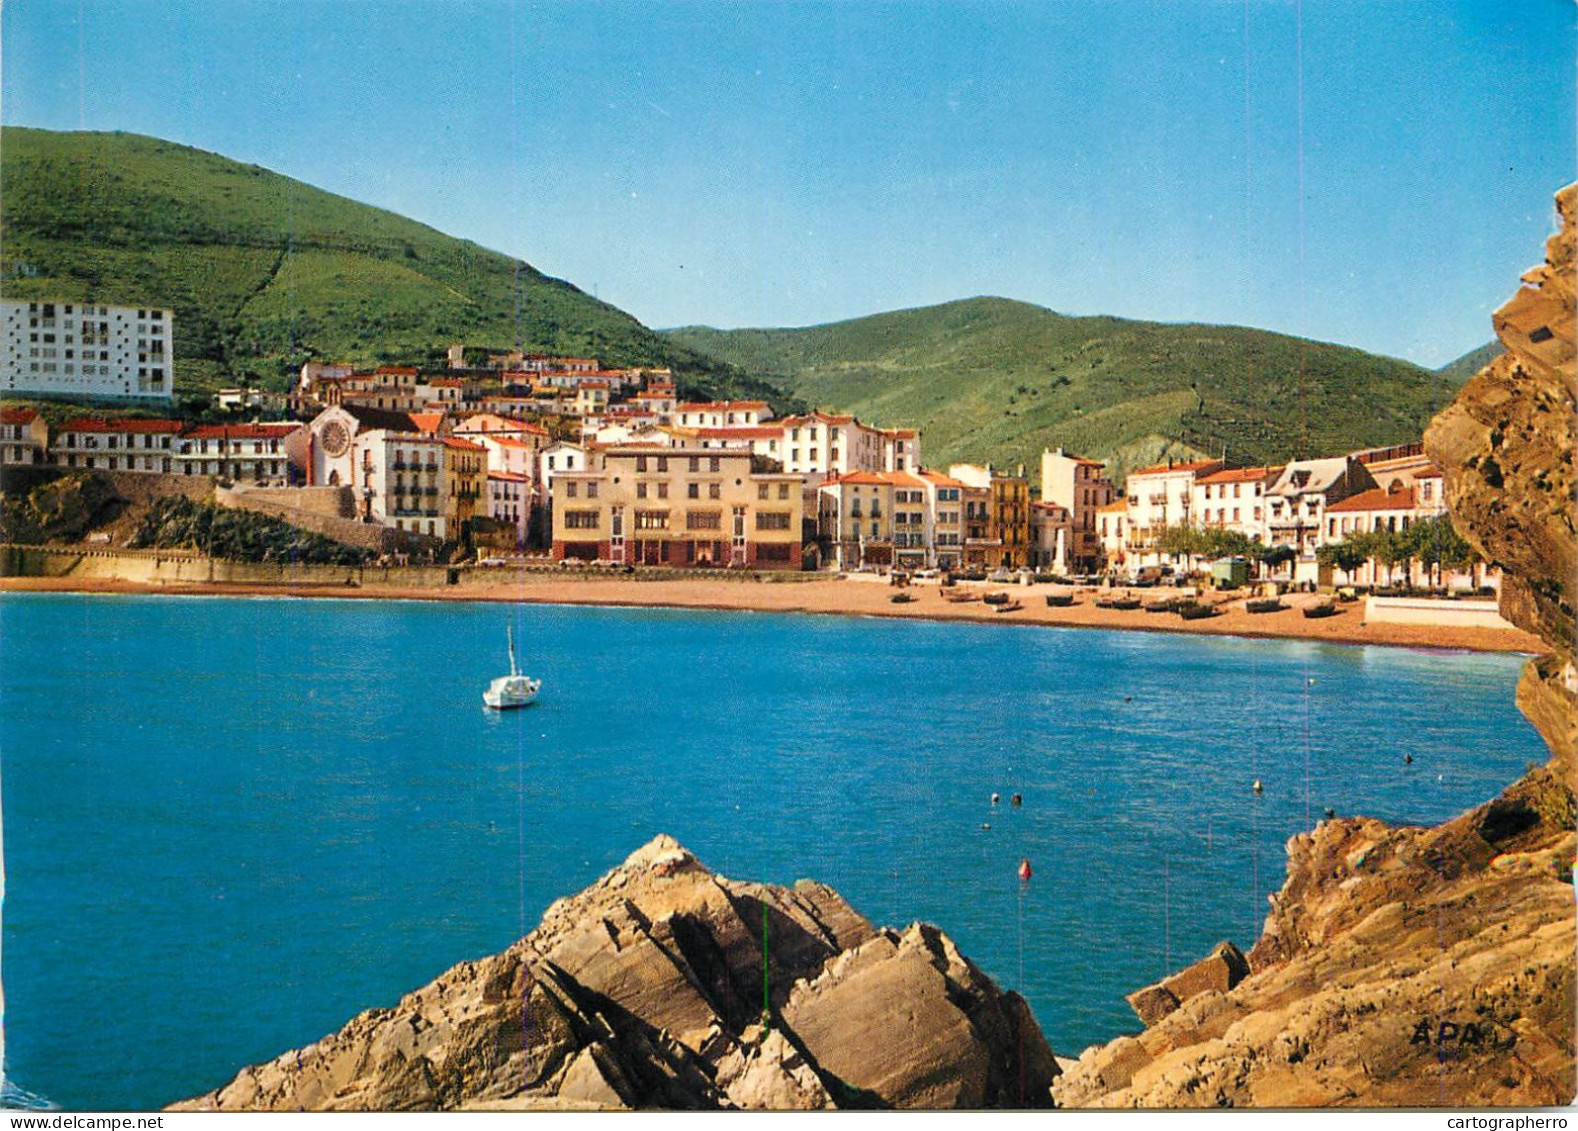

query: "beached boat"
left=1143, top=597, right=1176, bottom=613
left=1302, top=601, right=1339, bottom=619
left=890, top=592, right=916, bottom=604
left=1107, top=596, right=1143, bottom=611
left=483, top=623, right=540, bottom=710
left=982, top=591, right=1012, bottom=606
left=1245, top=598, right=1286, bottom=614
left=1177, top=601, right=1217, bottom=620
left=1044, top=593, right=1075, bottom=607
left=995, top=600, right=1024, bottom=613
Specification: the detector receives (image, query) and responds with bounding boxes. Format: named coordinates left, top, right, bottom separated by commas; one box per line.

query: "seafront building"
left=1, top=299, right=175, bottom=401
left=1121, top=458, right=1224, bottom=567
left=51, top=417, right=186, bottom=472
left=0, top=408, right=49, bottom=466
left=1039, top=448, right=1116, bottom=572
left=551, top=446, right=804, bottom=568
left=1190, top=465, right=1280, bottom=541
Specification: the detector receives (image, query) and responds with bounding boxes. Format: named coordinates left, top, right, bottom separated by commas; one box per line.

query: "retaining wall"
left=1362, top=595, right=1519, bottom=631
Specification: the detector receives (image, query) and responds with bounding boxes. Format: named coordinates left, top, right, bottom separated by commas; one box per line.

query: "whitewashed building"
left=2, top=299, right=174, bottom=400
left=52, top=417, right=184, bottom=472
left=0, top=408, right=49, bottom=466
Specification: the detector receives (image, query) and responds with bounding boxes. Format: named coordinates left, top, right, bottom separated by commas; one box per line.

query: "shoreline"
left=0, top=572, right=1547, bottom=655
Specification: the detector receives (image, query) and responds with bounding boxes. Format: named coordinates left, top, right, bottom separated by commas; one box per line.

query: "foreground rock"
left=1058, top=184, right=1577, bottom=1109
left=171, top=837, right=1057, bottom=1111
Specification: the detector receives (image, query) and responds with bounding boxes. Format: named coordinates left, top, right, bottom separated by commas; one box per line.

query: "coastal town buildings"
left=1191, top=465, right=1280, bottom=541
left=2, top=299, right=175, bottom=401
left=443, top=437, right=487, bottom=529
left=552, top=447, right=804, bottom=568
left=917, top=469, right=966, bottom=571
left=949, top=464, right=1032, bottom=568
left=487, top=471, right=531, bottom=548
left=1029, top=500, right=1073, bottom=572
left=1263, top=456, right=1376, bottom=580
left=174, top=423, right=299, bottom=482
left=1097, top=500, right=1128, bottom=566
left=51, top=417, right=185, bottom=472
left=1122, top=458, right=1224, bottom=566
left=1039, top=448, right=1116, bottom=571
left=0, top=408, right=48, bottom=466
left=674, top=401, right=772, bottom=429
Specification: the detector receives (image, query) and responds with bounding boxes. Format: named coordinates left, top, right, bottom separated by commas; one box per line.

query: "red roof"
left=677, top=400, right=770, bottom=413
left=488, top=470, right=530, bottom=482
left=916, top=469, right=965, bottom=488
left=1195, top=465, right=1280, bottom=486
left=823, top=470, right=927, bottom=488
left=687, top=426, right=782, bottom=440
left=375, top=366, right=420, bottom=377
left=1326, top=486, right=1418, bottom=513
left=182, top=423, right=299, bottom=440
left=426, top=377, right=464, bottom=388
left=408, top=413, right=445, bottom=434
left=62, top=417, right=184, bottom=434
left=1128, top=459, right=1224, bottom=478
left=1, top=408, right=39, bottom=425
left=444, top=437, right=487, bottom=452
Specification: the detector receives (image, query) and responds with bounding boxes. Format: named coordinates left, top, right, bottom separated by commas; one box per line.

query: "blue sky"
left=2, top=1, right=1572, bottom=365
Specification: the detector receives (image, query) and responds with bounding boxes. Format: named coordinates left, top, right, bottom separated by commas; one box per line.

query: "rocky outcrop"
left=170, top=836, right=1057, bottom=1111
left=1057, top=184, right=1577, bottom=1109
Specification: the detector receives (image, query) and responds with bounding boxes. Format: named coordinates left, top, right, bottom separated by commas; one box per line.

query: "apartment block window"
left=657, top=482, right=669, bottom=499
left=637, top=482, right=648, bottom=499
left=565, top=482, right=579, bottom=498
left=758, top=483, right=770, bottom=500
left=686, top=511, right=722, bottom=531
left=656, top=456, right=668, bottom=472
left=777, top=483, right=789, bottom=500
left=636, top=456, right=648, bottom=472
left=688, top=482, right=700, bottom=499
left=688, top=456, right=699, bottom=473
left=564, top=510, right=599, bottom=529
left=755, top=511, right=791, bottom=531
left=709, top=457, right=721, bottom=473
left=635, top=510, right=668, bottom=530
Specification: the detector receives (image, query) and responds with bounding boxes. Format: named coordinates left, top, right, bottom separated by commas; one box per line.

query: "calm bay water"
left=0, top=592, right=1547, bottom=1110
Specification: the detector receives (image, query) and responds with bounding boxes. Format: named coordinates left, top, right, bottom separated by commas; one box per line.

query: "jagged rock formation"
left=170, top=837, right=1057, bottom=1111
left=1056, top=184, right=1577, bottom=1108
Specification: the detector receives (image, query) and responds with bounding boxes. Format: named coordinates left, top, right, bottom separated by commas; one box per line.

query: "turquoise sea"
left=0, top=592, right=1548, bottom=1111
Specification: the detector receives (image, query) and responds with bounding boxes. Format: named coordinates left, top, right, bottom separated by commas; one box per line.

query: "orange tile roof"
left=1128, top=459, right=1224, bottom=478
left=690, top=426, right=782, bottom=440
left=916, top=469, right=965, bottom=488
left=823, top=470, right=927, bottom=488
left=408, top=413, right=445, bottom=434
left=1097, top=499, right=1129, bottom=513
left=488, top=470, right=530, bottom=482
left=0, top=408, right=39, bottom=425
left=183, top=423, right=299, bottom=440
left=1195, top=465, right=1280, bottom=485
left=444, top=437, right=487, bottom=452
left=1326, top=486, right=1418, bottom=513
left=374, top=366, right=420, bottom=377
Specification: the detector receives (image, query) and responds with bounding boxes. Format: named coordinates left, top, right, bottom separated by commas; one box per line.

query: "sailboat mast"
left=508, top=622, right=519, bottom=677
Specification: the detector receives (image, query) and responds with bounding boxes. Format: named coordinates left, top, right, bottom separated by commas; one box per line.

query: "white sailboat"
left=483, top=623, right=540, bottom=709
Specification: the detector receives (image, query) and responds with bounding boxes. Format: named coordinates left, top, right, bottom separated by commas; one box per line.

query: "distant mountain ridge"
left=0, top=127, right=791, bottom=407
left=1437, top=341, right=1503, bottom=384
left=666, top=298, right=1470, bottom=481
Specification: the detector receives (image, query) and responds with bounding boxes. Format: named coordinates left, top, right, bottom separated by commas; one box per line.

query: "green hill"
left=0, top=127, right=792, bottom=408
left=667, top=298, right=1468, bottom=481
left=1437, top=341, right=1502, bottom=384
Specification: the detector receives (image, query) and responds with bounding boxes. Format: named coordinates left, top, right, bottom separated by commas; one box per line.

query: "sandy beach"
left=0, top=571, right=1546, bottom=655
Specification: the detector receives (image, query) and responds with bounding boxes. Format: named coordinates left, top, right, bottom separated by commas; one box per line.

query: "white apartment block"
left=2, top=299, right=174, bottom=400
left=1122, top=458, right=1224, bottom=566
left=1191, top=465, right=1280, bottom=542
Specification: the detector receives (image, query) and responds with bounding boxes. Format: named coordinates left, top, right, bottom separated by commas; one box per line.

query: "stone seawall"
left=214, top=485, right=434, bottom=554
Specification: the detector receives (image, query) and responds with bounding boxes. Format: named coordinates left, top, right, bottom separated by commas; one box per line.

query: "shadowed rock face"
left=169, top=837, right=1058, bottom=1111
left=1056, top=185, right=1578, bottom=1109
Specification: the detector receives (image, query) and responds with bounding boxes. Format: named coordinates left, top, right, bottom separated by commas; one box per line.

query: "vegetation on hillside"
left=0, top=127, right=797, bottom=410
left=129, top=495, right=374, bottom=564
left=668, top=298, right=1468, bottom=482
left=1436, top=341, right=1503, bottom=385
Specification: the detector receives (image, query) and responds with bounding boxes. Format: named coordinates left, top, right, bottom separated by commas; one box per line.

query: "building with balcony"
left=1190, top=465, right=1281, bottom=543
left=0, top=408, right=48, bottom=466
left=52, top=417, right=184, bottom=472
left=1039, top=447, right=1116, bottom=571
left=1122, top=458, right=1225, bottom=566
left=1263, top=456, right=1376, bottom=580
left=553, top=447, right=803, bottom=569
left=175, top=423, right=300, bottom=483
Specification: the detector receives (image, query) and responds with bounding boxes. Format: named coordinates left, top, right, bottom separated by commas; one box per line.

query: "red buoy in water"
left=1018, top=858, right=1033, bottom=881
